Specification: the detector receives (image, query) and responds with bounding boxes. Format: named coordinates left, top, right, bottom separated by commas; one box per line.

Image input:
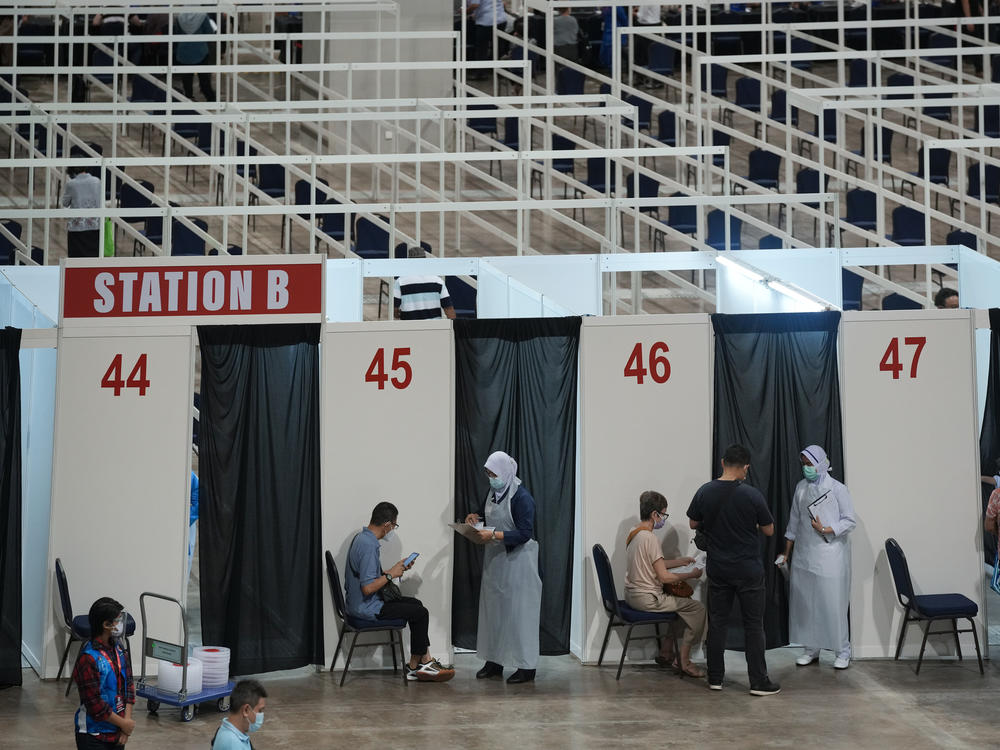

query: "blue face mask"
left=802, top=465, right=819, bottom=482
left=248, top=710, right=264, bottom=733
left=489, top=476, right=505, bottom=491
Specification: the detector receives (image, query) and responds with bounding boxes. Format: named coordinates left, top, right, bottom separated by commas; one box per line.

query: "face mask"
left=653, top=512, right=667, bottom=530
left=489, top=476, right=505, bottom=491
left=248, top=710, right=264, bottom=733
left=802, top=465, right=819, bottom=482
left=110, top=616, right=125, bottom=638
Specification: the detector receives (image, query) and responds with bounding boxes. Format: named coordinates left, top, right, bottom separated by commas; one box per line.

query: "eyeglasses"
left=657, top=510, right=669, bottom=519
left=388, top=521, right=399, bottom=530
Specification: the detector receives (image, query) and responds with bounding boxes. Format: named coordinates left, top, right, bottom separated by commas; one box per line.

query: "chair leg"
left=65, top=644, right=85, bottom=697
left=390, top=631, right=399, bottom=674
left=953, top=618, right=963, bottom=660
left=598, top=617, right=615, bottom=667
left=56, top=636, right=75, bottom=681
left=969, top=617, right=984, bottom=675
left=340, top=632, right=360, bottom=687
left=330, top=628, right=347, bottom=672
left=616, top=624, right=635, bottom=680
left=894, top=609, right=910, bottom=660
left=398, top=631, right=409, bottom=685
left=915, top=620, right=931, bottom=675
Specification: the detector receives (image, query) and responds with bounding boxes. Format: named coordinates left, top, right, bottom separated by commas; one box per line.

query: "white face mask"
left=110, top=615, right=125, bottom=638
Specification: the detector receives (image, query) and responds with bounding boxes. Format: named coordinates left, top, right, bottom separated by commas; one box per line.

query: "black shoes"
left=476, top=661, right=503, bottom=679
left=506, top=669, right=536, bottom=684
left=749, top=679, right=781, bottom=696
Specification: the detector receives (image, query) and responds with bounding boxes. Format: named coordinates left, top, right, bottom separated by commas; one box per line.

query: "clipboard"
left=449, top=522, right=495, bottom=545
left=807, top=491, right=835, bottom=542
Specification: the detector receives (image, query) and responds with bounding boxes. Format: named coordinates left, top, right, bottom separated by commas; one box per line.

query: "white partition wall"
left=44, top=327, right=194, bottom=678
left=579, top=315, right=713, bottom=664
left=321, top=321, right=454, bottom=669
left=842, top=310, right=984, bottom=659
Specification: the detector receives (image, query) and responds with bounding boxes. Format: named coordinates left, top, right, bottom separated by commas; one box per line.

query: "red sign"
left=63, top=262, right=323, bottom=319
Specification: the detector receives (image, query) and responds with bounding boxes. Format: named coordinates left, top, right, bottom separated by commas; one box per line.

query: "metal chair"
left=170, top=218, right=208, bottom=256
left=901, top=148, right=953, bottom=213
left=884, top=538, right=983, bottom=675
left=0, top=220, right=23, bottom=265
left=842, top=269, right=864, bottom=310
left=881, top=293, right=923, bottom=310
left=592, top=544, right=678, bottom=680
left=325, top=551, right=407, bottom=686
left=705, top=209, right=742, bottom=251
left=354, top=216, right=391, bottom=260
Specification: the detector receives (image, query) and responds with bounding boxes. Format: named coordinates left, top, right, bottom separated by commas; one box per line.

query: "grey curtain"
left=0, top=327, right=21, bottom=688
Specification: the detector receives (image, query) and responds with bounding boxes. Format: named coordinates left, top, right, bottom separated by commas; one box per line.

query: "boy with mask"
left=73, top=597, right=135, bottom=749
left=624, top=490, right=706, bottom=677
left=212, top=679, right=268, bottom=749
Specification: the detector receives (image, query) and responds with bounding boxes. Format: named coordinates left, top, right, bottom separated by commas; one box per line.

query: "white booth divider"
left=579, top=314, right=713, bottom=664
left=485, top=256, right=602, bottom=316
left=842, top=310, right=984, bottom=658
left=320, top=321, right=455, bottom=669
left=45, top=326, right=194, bottom=678
left=732, top=248, right=844, bottom=309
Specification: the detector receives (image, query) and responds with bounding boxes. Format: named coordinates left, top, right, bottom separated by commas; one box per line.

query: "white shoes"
left=795, top=650, right=819, bottom=666
left=833, top=656, right=850, bottom=670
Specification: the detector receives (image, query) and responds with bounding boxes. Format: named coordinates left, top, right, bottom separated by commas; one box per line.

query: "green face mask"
left=802, top=465, right=819, bottom=481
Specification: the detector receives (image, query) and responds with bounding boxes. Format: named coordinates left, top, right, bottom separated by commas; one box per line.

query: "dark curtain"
left=0, top=328, right=21, bottom=688
left=711, top=311, right=843, bottom=649
left=197, top=324, right=323, bottom=675
left=978, top=309, right=1000, bottom=564
left=452, top=317, right=581, bottom=655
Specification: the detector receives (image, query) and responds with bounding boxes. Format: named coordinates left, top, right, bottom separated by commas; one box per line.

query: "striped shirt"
left=393, top=275, right=452, bottom=320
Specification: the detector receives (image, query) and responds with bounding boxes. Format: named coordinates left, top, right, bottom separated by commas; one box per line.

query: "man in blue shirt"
left=345, top=502, right=455, bottom=681
left=211, top=679, right=267, bottom=749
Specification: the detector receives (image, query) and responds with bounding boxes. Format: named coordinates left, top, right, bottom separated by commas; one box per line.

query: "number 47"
left=879, top=336, right=926, bottom=380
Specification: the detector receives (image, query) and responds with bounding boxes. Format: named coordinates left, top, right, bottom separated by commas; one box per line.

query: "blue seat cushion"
left=912, top=593, right=978, bottom=618
left=345, top=614, right=406, bottom=631
left=617, top=600, right=678, bottom=623
left=71, top=615, right=91, bottom=638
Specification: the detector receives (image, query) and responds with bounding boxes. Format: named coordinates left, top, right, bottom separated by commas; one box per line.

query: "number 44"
left=879, top=337, right=926, bottom=380
left=101, top=354, right=150, bottom=396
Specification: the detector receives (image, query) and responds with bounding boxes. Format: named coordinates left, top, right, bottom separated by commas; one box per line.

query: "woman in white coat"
left=778, top=444, right=856, bottom=669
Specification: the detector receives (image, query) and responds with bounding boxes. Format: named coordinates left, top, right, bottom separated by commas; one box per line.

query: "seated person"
left=624, top=490, right=706, bottom=678
left=344, top=501, right=455, bottom=682
left=211, top=679, right=267, bottom=749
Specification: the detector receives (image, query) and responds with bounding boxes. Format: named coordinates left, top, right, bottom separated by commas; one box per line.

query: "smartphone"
left=404, top=552, right=419, bottom=567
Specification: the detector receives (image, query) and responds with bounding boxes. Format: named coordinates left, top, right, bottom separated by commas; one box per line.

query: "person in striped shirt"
left=393, top=246, right=457, bottom=320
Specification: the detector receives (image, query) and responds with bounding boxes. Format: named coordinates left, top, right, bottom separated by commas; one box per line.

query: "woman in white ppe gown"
left=778, top=444, right=856, bottom=669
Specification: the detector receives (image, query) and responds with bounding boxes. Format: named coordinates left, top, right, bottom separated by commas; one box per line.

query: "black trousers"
left=179, top=71, right=216, bottom=100
left=378, top=596, right=430, bottom=657
left=705, top=574, right=769, bottom=687
left=68, top=229, right=100, bottom=258
left=76, top=733, right=121, bottom=749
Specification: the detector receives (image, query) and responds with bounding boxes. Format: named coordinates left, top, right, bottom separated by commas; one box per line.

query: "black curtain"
left=197, top=324, right=324, bottom=675
left=0, top=328, right=22, bottom=688
left=978, top=309, right=1000, bottom=564
left=711, top=311, right=843, bottom=649
left=452, top=317, right=581, bottom=655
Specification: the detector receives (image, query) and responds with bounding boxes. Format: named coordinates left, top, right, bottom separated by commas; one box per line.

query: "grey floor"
left=4, top=647, right=998, bottom=749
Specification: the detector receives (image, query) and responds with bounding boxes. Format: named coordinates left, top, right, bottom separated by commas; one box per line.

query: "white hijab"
left=484, top=450, right=520, bottom=502
left=801, top=444, right=831, bottom=479
left=177, top=12, right=207, bottom=34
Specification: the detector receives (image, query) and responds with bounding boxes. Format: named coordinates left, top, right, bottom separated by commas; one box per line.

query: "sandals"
left=677, top=662, right=706, bottom=679
left=654, top=654, right=677, bottom=668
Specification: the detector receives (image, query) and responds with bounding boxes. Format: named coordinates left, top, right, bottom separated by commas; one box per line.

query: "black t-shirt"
left=687, top=479, right=774, bottom=580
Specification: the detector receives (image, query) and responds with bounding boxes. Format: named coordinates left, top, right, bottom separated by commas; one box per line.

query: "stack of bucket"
left=193, top=646, right=231, bottom=688
left=157, top=658, right=203, bottom=694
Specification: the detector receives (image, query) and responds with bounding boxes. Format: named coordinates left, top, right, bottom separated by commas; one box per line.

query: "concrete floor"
left=3, top=648, right=997, bottom=749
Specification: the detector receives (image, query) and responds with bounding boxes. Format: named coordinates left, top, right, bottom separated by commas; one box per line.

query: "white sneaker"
left=406, top=659, right=456, bottom=682
left=795, top=650, right=819, bottom=666
left=833, top=656, right=850, bottom=670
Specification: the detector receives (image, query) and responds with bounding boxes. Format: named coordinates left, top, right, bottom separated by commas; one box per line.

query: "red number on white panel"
left=366, top=348, right=412, bottom=390
left=879, top=337, right=926, bottom=380
left=101, top=354, right=125, bottom=395
left=101, top=354, right=149, bottom=396
left=624, top=342, right=671, bottom=384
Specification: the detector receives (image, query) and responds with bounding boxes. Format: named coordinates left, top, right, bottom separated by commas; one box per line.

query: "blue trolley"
left=134, top=592, right=234, bottom=722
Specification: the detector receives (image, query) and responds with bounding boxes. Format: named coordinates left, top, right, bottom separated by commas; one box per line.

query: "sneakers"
left=407, top=659, right=455, bottom=682
left=708, top=682, right=723, bottom=691
left=833, top=656, right=850, bottom=670
left=795, top=650, right=819, bottom=666
left=749, top=680, right=781, bottom=696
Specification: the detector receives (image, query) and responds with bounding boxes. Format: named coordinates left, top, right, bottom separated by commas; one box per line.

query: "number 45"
left=879, top=337, right=926, bottom=380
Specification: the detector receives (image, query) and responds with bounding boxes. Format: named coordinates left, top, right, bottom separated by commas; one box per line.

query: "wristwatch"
left=385, top=573, right=393, bottom=583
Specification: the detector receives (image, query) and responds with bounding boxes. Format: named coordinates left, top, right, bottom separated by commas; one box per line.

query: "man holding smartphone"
left=345, top=502, right=455, bottom=682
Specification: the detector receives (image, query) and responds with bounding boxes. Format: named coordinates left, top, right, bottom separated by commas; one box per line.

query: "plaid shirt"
left=73, top=639, right=135, bottom=742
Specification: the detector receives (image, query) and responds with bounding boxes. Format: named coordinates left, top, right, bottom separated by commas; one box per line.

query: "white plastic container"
left=156, top=657, right=203, bottom=695
left=192, top=646, right=230, bottom=688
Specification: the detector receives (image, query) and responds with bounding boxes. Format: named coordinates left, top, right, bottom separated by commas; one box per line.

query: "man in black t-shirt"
left=687, top=443, right=780, bottom=696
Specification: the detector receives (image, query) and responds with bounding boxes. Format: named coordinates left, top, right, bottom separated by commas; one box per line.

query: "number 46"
left=879, top=336, right=926, bottom=380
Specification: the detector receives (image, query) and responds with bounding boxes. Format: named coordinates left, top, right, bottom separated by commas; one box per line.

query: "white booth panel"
left=20, top=345, right=56, bottom=672
left=44, top=329, right=194, bottom=678
left=842, top=311, right=984, bottom=659
left=1, top=266, right=59, bottom=325
left=486, top=255, right=601, bottom=315
left=325, top=259, right=363, bottom=322
left=717, top=265, right=799, bottom=314
left=958, top=246, right=1000, bottom=310
left=730, top=249, right=842, bottom=308
left=321, top=321, right=454, bottom=669
left=580, top=315, right=713, bottom=664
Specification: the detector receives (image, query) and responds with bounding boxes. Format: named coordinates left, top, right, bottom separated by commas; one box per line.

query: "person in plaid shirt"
left=72, top=597, right=136, bottom=748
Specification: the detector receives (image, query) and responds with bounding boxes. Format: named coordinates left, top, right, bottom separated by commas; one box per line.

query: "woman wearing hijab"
left=174, top=11, right=216, bottom=101
left=777, top=445, right=857, bottom=669
left=464, top=450, right=542, bottom=684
